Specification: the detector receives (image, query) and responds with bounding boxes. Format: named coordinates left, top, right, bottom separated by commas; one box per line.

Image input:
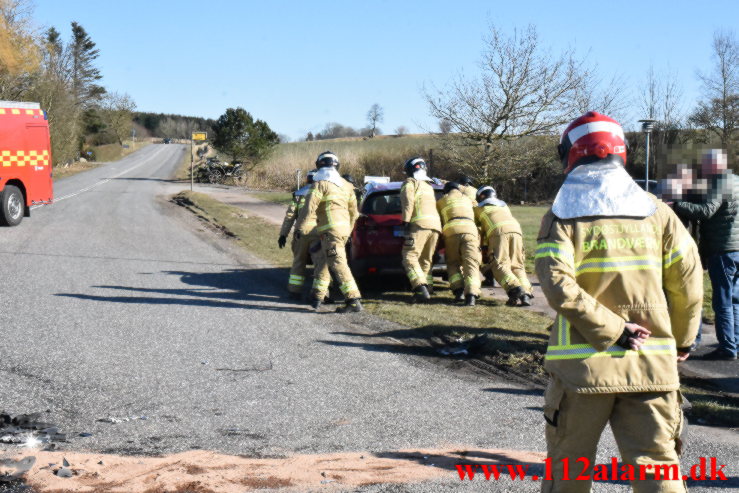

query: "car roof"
left=364, top=180, right=443, bottom=195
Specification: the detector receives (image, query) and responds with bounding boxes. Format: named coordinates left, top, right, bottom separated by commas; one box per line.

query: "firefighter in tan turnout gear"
left=400, top=157, right=442, bottom=302
left=457, top=175, right=478, bottom=205
left=474, top=186, right=533, bottom=306
left=436, top=182, right=482, bottom=305
left=536, top=112, right=702, bottom=493
left=278, top=169, right=317, bottom=299
left=298, top=151, right=362, bottom=313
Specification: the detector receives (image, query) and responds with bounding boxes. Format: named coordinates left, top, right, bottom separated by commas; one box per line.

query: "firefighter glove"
left=278, top=235, right=287, bottom=248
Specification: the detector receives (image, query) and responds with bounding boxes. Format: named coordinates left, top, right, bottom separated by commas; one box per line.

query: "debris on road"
left=0, top=412, right=66, bottom=447
left=97, top=416, right=149, bottom=425
left=0, top=456, right=35, bottom=480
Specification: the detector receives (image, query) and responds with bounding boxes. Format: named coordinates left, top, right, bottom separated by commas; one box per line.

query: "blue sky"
left=34, top=0, right=738, bottom=140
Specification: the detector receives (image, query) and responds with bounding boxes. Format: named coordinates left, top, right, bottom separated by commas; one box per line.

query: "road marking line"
left=30, top=146, right=170, bottom=210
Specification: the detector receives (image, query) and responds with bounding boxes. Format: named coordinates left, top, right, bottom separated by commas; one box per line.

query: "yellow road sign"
left=192, top=132, right=207, bottom=141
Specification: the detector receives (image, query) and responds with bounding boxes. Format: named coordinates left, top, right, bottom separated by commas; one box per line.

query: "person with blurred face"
left=674, top=149, right=739, bottom=360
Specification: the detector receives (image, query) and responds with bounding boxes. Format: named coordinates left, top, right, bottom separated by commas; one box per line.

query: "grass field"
left=248, top=135, right=441, bottom=190
left=90, top=139, right=150, bottom=163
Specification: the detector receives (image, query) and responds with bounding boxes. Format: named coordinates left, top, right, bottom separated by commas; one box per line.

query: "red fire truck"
left=0, top=101, right=53, bottom=226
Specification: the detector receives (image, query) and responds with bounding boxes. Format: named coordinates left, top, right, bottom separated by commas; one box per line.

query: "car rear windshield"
left=362, top=189, right=443, bottom=215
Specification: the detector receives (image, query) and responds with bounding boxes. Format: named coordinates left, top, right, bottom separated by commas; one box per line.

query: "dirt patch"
left=5, top=446, right=544, bottom=492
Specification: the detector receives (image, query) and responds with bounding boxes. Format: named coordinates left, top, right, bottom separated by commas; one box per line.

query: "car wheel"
left=0, top=185, right=24, bottom=226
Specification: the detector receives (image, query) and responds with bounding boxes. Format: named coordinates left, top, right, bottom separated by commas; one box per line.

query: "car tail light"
left=368, top=267, right=378, bottom=274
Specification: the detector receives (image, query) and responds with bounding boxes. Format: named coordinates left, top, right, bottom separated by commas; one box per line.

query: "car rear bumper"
left=350, top=255, right=446, bottom=277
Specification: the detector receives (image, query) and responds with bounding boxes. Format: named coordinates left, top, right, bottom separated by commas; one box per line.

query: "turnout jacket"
left=436, top=189, right=478, bottom=237
left=458, top=184, right=478, bottom=205
left=400, top=177, right=442, bottom=232
left=535, top=197, right=703, bottom=393
left=673, top=172, right=739, bottom=258
left=474, top=203, right=523, bottom=241
left=279, top=190, right=309, bottom=237
left=293, top=188, right=318, bottom=236
left=299, top=178, right=358, bottom=238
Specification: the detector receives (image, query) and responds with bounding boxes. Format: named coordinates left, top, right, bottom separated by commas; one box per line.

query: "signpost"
left=638, top=120, right=657, bottom=193
left=191, top=132, right=207, bottom=191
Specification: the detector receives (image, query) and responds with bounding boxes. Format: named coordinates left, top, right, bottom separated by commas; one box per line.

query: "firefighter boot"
left=413, top=285, right=431, bottom=303
left=336, top=298, right=363, bottom=313
left=506, top=286, right=524, bottom=306
left=464, top=294, right=477, bottom=306
left=520, top=293, right=533, bottom=306
left=452, top=288, right=464, bottom=303
left=310, top=296, right=323, bottom=310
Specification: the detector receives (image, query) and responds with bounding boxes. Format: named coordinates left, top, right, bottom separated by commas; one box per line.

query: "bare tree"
left=689, top=30, right=739, bottom=153
left=366, top=103, right=383, bottom=138
left=424, top=24, right=592, bottom=182
left=639, top=64, right=685, bottom=145
left=573, top=72, right=631, bottom=125
left=100, top=92, right=136, bottom=146
left=395, top=125, right=408, bottom=136
left=438, top=118, right=453, bottom=134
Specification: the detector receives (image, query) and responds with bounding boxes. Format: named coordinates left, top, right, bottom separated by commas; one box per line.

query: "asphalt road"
left=0, top=144, right=736, bottom=491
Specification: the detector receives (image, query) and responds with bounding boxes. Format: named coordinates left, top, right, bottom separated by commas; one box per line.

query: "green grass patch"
left=680, top=378, right=739, bottom=428
left=172, top=191, right=290, bottom=268
left=251, top=192, right=294, bottom=205
left=510, top=205, right=547, bottom=273
left=361, top=281, right=552, bottom=381
left=175, top=146, right=195, bottom=181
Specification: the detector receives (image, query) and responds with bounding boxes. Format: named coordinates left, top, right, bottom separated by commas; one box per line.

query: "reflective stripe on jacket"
left=299, top=179, right=358, bottom=237
left=436, top=189, right=478, bottom=236
left=535, top=197, right=703, bottom=393
left=279, top=195, right=305, bottom=237
left=400, top=177, right=441, bottom=232
left=474, top=204, right=522, bottom=240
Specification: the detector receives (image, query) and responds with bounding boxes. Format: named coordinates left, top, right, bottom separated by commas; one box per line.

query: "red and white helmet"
left=558, top=112, right=627, bottom=174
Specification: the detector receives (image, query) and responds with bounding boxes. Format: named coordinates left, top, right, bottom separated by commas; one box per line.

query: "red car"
left=349, top=180, right=445, bottom=278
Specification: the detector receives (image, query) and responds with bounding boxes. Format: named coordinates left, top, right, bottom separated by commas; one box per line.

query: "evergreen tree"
left=70, top=22, right=105, bottom=107
left=212, top=107, right=279, bottom=168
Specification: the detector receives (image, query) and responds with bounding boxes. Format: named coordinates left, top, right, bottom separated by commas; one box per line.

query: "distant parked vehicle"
left=0, top=100, right=53, bottom=226
left=163, top=138, right=171, bottom=144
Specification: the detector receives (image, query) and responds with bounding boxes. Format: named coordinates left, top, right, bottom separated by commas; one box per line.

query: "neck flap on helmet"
left=552, top=161, right=656, bottom=219
left=313, top=167, right=345, bottom=187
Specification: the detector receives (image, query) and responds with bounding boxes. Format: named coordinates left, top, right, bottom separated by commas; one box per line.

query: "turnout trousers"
left=487, top=232, right=532, bottom=294
left=287, top=232, right=321, bottom=294
left=444, top=232, right=482, bottom=296
left=402, top=226, right=439, bottom=289
left=542, top=377, right=685, bottom=493
left=311, top=232, right=361, bottom=300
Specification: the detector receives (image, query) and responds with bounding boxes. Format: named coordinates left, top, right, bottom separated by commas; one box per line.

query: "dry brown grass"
left=247, top=135, right=442, bottom=190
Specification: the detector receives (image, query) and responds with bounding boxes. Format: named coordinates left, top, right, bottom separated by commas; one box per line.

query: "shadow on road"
left=483, top=387, right=543, bottom=396
left=54, top=268, right=310, bottom=313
